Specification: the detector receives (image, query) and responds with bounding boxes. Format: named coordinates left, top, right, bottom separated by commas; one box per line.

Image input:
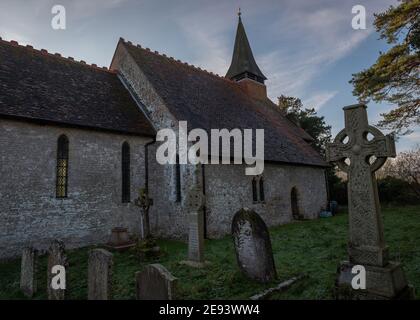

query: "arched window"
left=56, top=135, right=69, bottom=198
left=259, top=177, right=265, bottom=202
left=252, top=177, right=258, bottom=202
left=175, top=154, right=181, bottom=202
left=122, top=142, right=131, bottom=203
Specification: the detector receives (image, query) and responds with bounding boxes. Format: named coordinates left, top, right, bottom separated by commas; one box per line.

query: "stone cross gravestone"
left=134, top=188, right=153, bottom=239
left=20, top=247, right=37, bottom=298
left=327, top=104, right=413, bottom=299
left=88, top=249, right=113, bottom=300
left=136, top=264, right=177, bottom=300
left=232, top=208, right=277, bottom=283
left=47, top=240, right=67, bottom=300
left=185, top=165, right=205, bottom=265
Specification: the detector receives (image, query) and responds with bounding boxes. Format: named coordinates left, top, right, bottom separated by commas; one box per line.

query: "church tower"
left=226, top=10, right=267, bottom=100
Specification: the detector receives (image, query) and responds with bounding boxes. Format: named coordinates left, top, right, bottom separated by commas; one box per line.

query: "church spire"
left=226, top=11, right=267, bottom=84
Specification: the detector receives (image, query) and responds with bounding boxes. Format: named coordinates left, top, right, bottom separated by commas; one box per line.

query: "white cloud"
left=303, top=91, right=339, bottom=110
left=261, top=6, right=373, bottom=100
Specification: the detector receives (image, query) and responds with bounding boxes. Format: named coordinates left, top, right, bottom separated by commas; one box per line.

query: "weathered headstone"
left=47, top=240, right=67, bottom=300
left=136, top=264, right=177, bottom=300
left=184, top=165, right=206, bottom=266
left=327, top=104, right=413, bottom=299
left=231, top=208, right=277, bottom=283
left=88, top=249, right=113, bottom=300
left=20, top=247, right=37, bottom=298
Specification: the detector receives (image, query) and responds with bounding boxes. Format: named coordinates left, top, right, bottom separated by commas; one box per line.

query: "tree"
left=277, top=95, right=332, bottom=155
left=389, top=146, right=420, bottom=198
left=350, top=0, right=420, bottom=134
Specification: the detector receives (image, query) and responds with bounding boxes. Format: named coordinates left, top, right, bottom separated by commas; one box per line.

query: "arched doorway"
left=291, top=187, right=300, bottom=220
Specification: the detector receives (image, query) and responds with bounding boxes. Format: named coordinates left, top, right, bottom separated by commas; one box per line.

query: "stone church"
left=0, top=16, right=328, bottom=259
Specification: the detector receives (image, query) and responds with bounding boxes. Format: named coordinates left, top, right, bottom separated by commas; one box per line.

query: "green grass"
left=1, top=206, right=419, bottom=300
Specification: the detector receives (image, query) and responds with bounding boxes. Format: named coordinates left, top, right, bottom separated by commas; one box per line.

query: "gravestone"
left=327, top=104, right=413, bottom=299
left=20, top=247, right=37, bottom=298
left=134, top=188, right=153, bottom=239
left=231, top=208, right=277, bottom=283
left=88, top=249, right=113, bottom=300
left=183, top=165, right=206, bottom=267
left=136, top=264, right=177, bottom=300
left=47, top=240, right=67, bottom=300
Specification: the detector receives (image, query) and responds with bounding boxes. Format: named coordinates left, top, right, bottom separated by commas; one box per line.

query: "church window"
left=252, top=177, right=258, bottom=202
left=56, top=135, right=69, bottom=198
left=175, top=154, right=181, bottom=202
left=122, top=141, right=131, bottom=203
left=259, top=177, right=265, bottom=202
left=252, top=176, right=265, bottom=203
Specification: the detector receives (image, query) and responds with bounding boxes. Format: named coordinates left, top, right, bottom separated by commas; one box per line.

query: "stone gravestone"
left=183, top=165, right=206, bottom=267
left=88, top=249, right=113, bottom=300
left=232, top=208, right=277, bottom=283
left=136, top=264, right=177, bottom=300
left=47, top=240, right=67, bottom=300
left=327, top=104, right=413, bottom=299
left=20, top=247, right=37, bottom=298
left=134, top=188, right=153, bottom=239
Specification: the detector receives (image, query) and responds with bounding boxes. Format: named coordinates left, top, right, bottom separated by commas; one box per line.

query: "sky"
left=0, top=0, right=418, bottom=152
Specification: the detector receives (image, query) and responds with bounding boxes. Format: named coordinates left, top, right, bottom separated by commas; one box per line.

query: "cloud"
left=260, top=5, right=373, bottom=101
left=303, top=91, right=339, bottom=110
left=173, top=0, right=379, bottom=105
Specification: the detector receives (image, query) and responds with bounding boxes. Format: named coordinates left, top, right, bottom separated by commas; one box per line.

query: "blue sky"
left=0, top=0, right=418, bottom=152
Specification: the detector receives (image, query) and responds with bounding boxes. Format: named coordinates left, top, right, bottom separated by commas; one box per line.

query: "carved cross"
left=134, top=188, right=153, bottom=239
left=326, top=104, right=396, bottom=267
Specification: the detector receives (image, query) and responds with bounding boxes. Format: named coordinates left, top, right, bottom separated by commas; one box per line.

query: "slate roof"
left=0, top=38, right=155, bottom=137
left=120, top=40, right=327, bottom=167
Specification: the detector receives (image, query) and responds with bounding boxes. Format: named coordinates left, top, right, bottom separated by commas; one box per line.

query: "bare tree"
left=382, top=145, right=420, bottom=198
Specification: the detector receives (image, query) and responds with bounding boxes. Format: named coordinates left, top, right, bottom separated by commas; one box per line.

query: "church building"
left=0, top=15, right=328, bottom=259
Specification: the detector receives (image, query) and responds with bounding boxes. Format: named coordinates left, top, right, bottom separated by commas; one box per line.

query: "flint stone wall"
left=0, top=119, right=150, bottom=259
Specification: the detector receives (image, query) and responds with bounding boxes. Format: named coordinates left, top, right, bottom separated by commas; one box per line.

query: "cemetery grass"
left=0, top=206, right=419, bottom=300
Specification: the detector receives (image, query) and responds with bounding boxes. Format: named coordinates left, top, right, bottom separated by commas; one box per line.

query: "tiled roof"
left=120, top=40, right=327, bottom=167
left=0, top=38, right=155, bottom=137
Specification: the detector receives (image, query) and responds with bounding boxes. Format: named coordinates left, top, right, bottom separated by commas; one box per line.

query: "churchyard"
left=0, top=205, right=418, bottom=300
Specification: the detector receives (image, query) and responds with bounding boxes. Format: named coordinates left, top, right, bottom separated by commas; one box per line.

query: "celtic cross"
left=134, top=188, right=153, bottom=239
left=326, top=104, right=396, bottom=267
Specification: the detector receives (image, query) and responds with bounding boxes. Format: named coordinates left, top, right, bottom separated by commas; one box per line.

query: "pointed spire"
left=226, top=11, right=267, bottom=83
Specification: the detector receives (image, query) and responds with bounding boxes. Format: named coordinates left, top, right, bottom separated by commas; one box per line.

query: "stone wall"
left=0, top=119, right=151, bottom=259
left=147, top=159, right=328, bottom=240
left=204, top=163, right=328, bottom=238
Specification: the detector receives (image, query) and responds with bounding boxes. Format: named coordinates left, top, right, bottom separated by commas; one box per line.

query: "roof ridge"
left=120, top=37, right=233, bottom=82
left=0, top=36, right=116, bottom=74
